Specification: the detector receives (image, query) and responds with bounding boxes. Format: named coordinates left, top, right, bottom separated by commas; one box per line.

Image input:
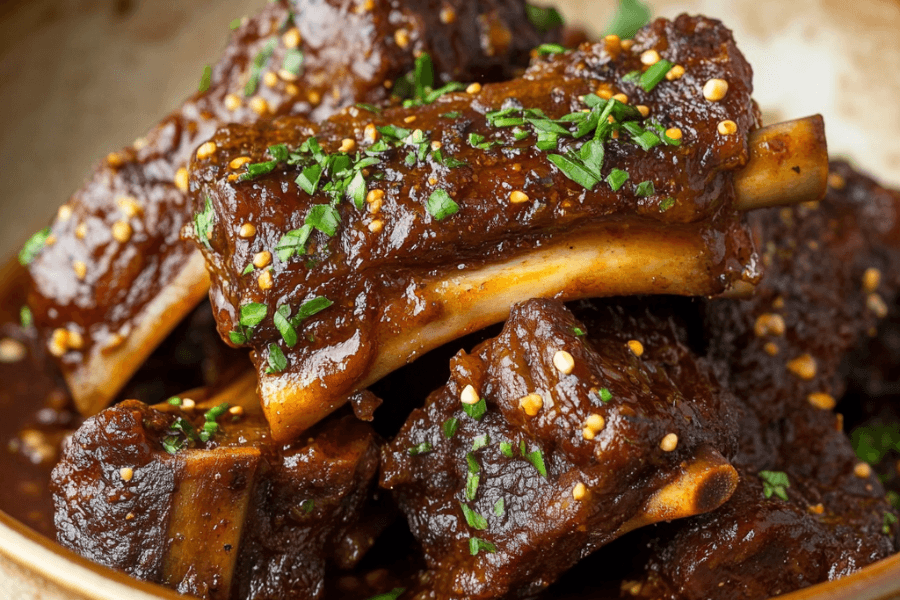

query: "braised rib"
left=50, top=375, right=385, bottom=600
left=627, top=160, right=900, bottom=600
left=23, top=0, right=554, bottom=417
left=186, top=16, right=828, bottom=441
left=380, top=298, right=739, bottom=600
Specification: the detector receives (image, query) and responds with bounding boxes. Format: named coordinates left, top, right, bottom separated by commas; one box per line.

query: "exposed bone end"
left=263, top=221, right=737, bottom=442
left=734, top=115, right=828, bottom=211
left=617, top=446, right=739, bottom=536
left=161, top=447, right=262, bottom=596
left=66, top=251, right=211, bottom=416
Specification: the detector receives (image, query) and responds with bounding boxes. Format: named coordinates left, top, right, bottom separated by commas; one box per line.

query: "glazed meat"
left=50, top=377, right=384, bottom=600
left=380, top=298, right=740, bottom=600
left=188, top=15, right=774, bottom=441
left=23, top=0, right=554, bottom=418
left=628, top=161, right=900, bottom=600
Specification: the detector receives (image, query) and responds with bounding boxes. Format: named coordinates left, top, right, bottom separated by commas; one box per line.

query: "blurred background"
left=1, top=0, right=898, bottom=257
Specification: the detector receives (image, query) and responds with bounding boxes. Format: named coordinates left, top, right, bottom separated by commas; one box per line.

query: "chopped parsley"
left=274, top=305, right=297, bottom=347
left=245, top=38, right=277, bottom=96
left=229, top=17, right=242, bottom=30
left=499, top=442, right=514, bottom=457
left=598, top=387, right=613, bottom=403
left=572, top=326, right=587, bottom=337
left=460, top=503, right=488, bottom=530
left=282, top=48, right=304, bottom=77
left=299, top=499, right=315, bottom=514
left=239, top=302, right=267, bottom=327
left=198, top=65, right=212, bottom=93
left=883, top=512, right=898, bottom=534
left=888, top=491, right=900, bottom=511
left=265, top=343, right=288, bottom=374
left=18, top=227, right=51, bottom=266
left=393, top=53, right=465, bottom=108
left=19, top=306, right=33, bottom=329
left=407, top=442, right=434, bottom=456
left=635, top=180, right=655, bottom=197
left=606, top=168, right=629, bottom=191
left=193, top=197, right=215, bottom=249
left=294, top=296, right=333, bottom=325
left=536, top=43, right=567, bottom=56
left=366, top=588, right=405, bottom=600
left=468, top=536, right=497, bottom=555
left=462, top=398, right=487, bottom=420
left=525, top=4, right=564, bottom=32
left=443, top=417, right=459, bottom=439
left=547, top=154, right=599, bottom=189
left=604, top=0, right=651, bottom=39
left=851, top=423, right=900, bottom=465
left=493, top=498, right=505, bottom=516
left=759, top=470, right=790, bottom=501
left=472, top=434, right=490, bottom=452
left=524, top=446, right=548, bottom=478
left=466, top=472, right=480, bottom=501
left=427, top=189, right=460, bottom=221
left=659, top=197, right=676, bottom=212
left=167, top=397, right=183, bottom=406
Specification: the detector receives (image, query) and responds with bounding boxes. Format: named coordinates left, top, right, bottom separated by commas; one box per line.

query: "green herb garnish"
left=293, top=296, right=333, bottom=326
left=167, top=397, right=182, bottom=406
left=852, top=423, right=900, bottom=465
left=19, top=306, right=33, bottom=329
left=198, top=65, right=212, bottom=93
left=229, top=17, right=242, bottom=30
left=460, top=503, right=488, bottom=530
left=282, top=48, right=304, bottom=77
left=266, top=343, right=288, bottom=374
left=759, top=470, right=790, bottom=501
left=599, top=387, right=613, bottom=403
left=525, top=4, right=564, bottom=32
left=239, top=302, right=267, bottom=327
left=245, top=38, right=277, bottom=96
left=443, top=417, right=459, bottom=439
left=640, top=59, right=674, bottom=92
left=472, top=434, right=490, bottom=452
left=635, top=180, right=655, bottom=197
left=408, top=442, right=434, bottom=456
left=883, top=512, right=898, bottom=534
left=193, top=197, right=215, bottom=249
left=426, top=189, right=460, bottom=220
left=468, top=536, right=497, bottom=555
left=466, top=472, right=480, bottom=501
left=604, top=0, right=651, bottom=39
left=462, top=398, right=487, bottom=420
left=500, top=442, right=514, bottom=457
left=366, top=588, right=405, bottom=600
left=536, top=43, right=567, bottom=56
left=493, top=498, right=505, bottom=516
left=659, top=197, right=675, bottom=212
left=274, top=305, right=297, bottom=347
left=18, top=227, right=51, bottom=266
left=524, top=446, right=548, bottom=478
left=606, top=168, right=629, bottom=191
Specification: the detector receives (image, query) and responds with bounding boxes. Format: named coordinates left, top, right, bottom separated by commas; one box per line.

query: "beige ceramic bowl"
left=2, top=0, right=900, bottom=598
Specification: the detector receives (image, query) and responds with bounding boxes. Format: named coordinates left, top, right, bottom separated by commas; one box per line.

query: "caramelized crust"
left=380, top=298, right=739, bottom=600
left=50, top=394, right=382, bottom=600
left=189, top=15, right=761, bottom=440
left=630, top=161, right=900, bottom=600
left=25, top=0, right=552, bottom=416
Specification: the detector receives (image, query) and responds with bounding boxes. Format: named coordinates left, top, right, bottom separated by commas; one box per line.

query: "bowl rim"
left=4, top=506, right=900, bottom=600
